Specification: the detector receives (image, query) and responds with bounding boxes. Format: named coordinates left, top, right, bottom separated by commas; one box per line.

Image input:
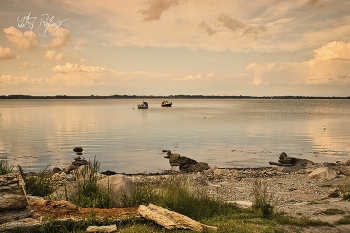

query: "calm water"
left=1, top=99, right=350, bottom=173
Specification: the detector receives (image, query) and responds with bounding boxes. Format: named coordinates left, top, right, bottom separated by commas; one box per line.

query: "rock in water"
left=73, top=147, right=83, bottom=153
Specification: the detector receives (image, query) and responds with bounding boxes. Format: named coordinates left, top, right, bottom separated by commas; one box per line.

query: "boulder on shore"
left=162, top=150, right=210, bottom=173
left=269, top=152, right=314, bottom=173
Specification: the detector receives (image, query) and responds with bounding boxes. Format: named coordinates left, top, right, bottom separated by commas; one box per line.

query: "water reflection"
left=0, top=99, right=350, bottom=173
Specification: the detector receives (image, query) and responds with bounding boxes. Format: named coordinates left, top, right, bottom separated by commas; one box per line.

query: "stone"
left=97, top=174, right=135, bottom=207
left=0, top=173, right=27, bottom=210
left=63, top=164, right=76, bottom=174
left=227, top=201, right=253, bottom=208
left=309, top=167, right=337, bottom=181
left=52, top=167, right=62, bottom=173
left=338, top=166, right=350, bottom=176
left=162, top=150, right=210, bottom=173
left=214, top=169, right=224, bottom=176
left=101, top=170, right=117, bottom=176
left=73, top=147, right=83, bottom=153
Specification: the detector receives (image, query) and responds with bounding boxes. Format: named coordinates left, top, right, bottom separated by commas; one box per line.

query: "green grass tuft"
left=71, top=156, right=116, bottom=208
left=0, top=159, right=14, bottom=175
left=18, top=165, right=55, bottom=197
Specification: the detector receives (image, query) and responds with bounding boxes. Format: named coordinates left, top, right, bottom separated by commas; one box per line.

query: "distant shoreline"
left=1, top=94, right=350, bottom=99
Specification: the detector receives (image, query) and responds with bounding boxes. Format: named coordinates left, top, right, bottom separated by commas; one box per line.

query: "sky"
left=0, top=0, right=350, bottom=96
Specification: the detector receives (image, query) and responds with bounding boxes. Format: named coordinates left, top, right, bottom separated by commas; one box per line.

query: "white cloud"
left=3, top=26, right=38, bottom=50
left=0, top=46, right=17, bottom=60
left=44, top=50, right=66, bottom=60
left=52, top=62, right=111, bottom=74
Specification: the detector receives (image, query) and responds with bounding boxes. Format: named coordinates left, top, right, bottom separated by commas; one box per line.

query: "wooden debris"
left=137, top=204, right=218, bottom=232
left=86, top=225, right=117, bottom=232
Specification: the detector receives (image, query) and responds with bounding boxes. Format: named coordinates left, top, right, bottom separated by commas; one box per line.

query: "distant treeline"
left=0, top=94, right=349, bottom=99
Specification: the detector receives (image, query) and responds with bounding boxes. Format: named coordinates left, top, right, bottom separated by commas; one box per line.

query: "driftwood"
left=268, top=162, right=293, bottom=166
left=137, top=204, right=218, bottom=232
left=0, top=173, right=27, bottom=210
left=86, top=225, right=117, bottom=232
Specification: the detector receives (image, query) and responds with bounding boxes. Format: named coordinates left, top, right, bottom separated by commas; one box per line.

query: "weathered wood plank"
left=137, top=204, right=217, bottom=232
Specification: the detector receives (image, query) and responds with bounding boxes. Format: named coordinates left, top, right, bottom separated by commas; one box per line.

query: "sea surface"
left=1, top=99, right=350, bottom=173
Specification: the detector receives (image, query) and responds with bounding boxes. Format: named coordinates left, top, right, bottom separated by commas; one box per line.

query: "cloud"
left=313, top=41, right=350, bottom=60
left=139, top=0, right=179, bottom=21
left=52, top=62, right=111, bottom=74
left=18, top=62, right=35, bottom=70
left=217, top=13, right=265, bottom=38
left=307, top=0, right=321, bottom=6
left=0, top=74, right=32, bottom=86
left=80, top=58, right=86, bottom=63
left=47, top=25, right=71, bottom=49
left=74, top=40, right=87, bottom=51
left=217, top=13, right=246, bottom=32
left=4, top=26, right=38, bottom=50
left=199, top=20, right=216, bottom=36
left=0, top=46, right=17, bottom=60
left=44, top=50, right=66, bottom=60
left=246, top=41, right=350, bottom=86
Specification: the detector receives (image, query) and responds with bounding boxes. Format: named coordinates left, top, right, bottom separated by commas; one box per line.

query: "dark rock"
left=73, top=147, right=83, bottom=153
left=72, top=156, right=88, bottom=167
left=282, top=164, right=304, bottom=173
left=162, top=150, right=210, bottom=173
left=101, top=170, right=117, bottom=176
left=52, top=167, right=62, bottom=173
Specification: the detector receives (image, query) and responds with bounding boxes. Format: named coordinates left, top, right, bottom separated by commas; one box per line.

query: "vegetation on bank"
left=0, top=158, right=346, bottom=232
left=1, top=94, right=350, bottom=99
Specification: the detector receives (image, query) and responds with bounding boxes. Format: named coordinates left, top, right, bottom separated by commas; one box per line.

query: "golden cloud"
left=4, top=26, right=38, bottom=50
left=47, top=25, right=71, bottom=50
left=0, top=46, right=17, bottom=60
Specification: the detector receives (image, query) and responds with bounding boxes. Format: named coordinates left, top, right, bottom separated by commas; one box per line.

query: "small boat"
left=137, top=101, right=148, bottom=109
left=161, top=101, right=172, bottom=107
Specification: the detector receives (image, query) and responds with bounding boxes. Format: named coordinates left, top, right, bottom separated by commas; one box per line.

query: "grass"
left=70, top=156, right=116, bottom=208
left=252, top=180, right=274, bottom=218
left=18, top=165, right=55, bottom=198
left=1, top=159, right=343, bottom=232
left=0, top=158, right=14, bottom=175
left=321, top=208, right=345, bottom=215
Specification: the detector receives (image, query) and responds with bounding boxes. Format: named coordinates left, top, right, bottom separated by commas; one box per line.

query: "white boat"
left=137, top=101, right=148, bottom=109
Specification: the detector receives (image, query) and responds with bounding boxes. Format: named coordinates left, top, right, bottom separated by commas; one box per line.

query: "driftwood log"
left=137, top=204, right=217, bottom=232
left=86, top=225, right=117, bottom=232
left=0, top=173, right=27, bottom=210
